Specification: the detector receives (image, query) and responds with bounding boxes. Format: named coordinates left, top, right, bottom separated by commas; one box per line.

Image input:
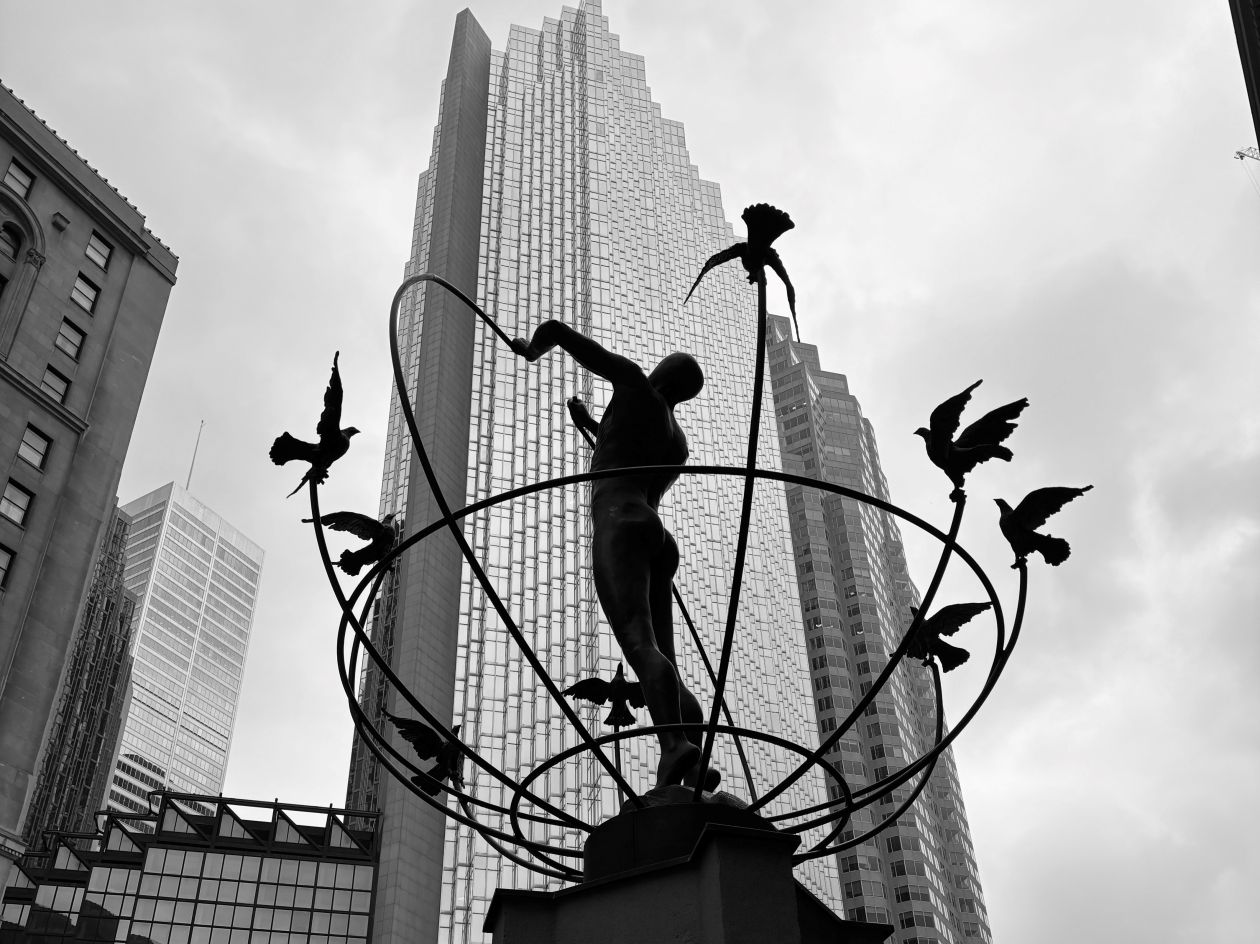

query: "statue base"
left=484, top=798, right=893, bottom=944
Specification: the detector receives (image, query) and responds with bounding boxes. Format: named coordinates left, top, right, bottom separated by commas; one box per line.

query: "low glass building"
left=0, top=793, right=378, bottom=944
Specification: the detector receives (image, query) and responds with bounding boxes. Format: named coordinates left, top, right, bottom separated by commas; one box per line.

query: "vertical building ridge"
left=360, top=11, right=494, bottom=944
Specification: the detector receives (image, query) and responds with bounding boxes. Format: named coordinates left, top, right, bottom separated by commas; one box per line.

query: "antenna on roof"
left=186, top=420, right=205, bottom=491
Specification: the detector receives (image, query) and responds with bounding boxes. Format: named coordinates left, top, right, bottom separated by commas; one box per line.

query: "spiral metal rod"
left=328, top=459, right=1019, bottom=871
left=769, top=525, right=1012, bottom=831
left=795, top=663, right=946, bottom=862
left=334, top=555, right=582, bottom=831
left=314, top=488, right=587, bottom=857
left=697, top=274, right=768, bottom=799
left=569, top=417, right=760, bottom=803
left=671, top=587, right=760, bottom=803
left=786, top=555, right=1029, bottom=837
left=810, top=662, right=946, bottom=852
left=458, top=798, right=581, bottom=881
left=747, top=496, right=966, bottom=814
left=320, top=491, right=587, bottom=835
left=310, top=265, right=1032, bottom=879
left=506, top=721, right=855, bottom=846
left=387, top=274, right=641, bottom=805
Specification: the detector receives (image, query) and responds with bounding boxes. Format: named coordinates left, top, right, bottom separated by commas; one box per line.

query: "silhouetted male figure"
left=511, top=320, right=713, bottom=790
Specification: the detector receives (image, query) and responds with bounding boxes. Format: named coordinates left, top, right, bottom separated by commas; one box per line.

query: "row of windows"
left=2, top=479, right=33, bottom=526
left=3, top=158, right=33, bottom=198
left=18, top=423, right=51, bottom=468
left=4, top=160, right=113, bottom=267
left=0, top=223, right=18, bottom=259
left=41, top=363, right=71, bottom=402
left=4, top=161, right=110, bottom=424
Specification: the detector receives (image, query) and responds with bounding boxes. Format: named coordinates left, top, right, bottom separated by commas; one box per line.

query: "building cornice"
left=0, top=82, right=178, bottom=283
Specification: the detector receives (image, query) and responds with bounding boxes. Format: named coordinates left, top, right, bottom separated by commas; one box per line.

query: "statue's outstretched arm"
left=511, top=320, right=642, bottom=386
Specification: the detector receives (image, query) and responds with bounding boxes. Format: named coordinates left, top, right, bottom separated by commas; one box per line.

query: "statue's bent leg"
left=592, top=508, right=697, bottom=788
left=650, top=533, right=719, bottom=790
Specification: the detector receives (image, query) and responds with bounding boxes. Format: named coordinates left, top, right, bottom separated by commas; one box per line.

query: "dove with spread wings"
left=915, top=380, right=1028, bottom=501
left=905, top=602, right=992, bottom=673
left=270, top=352, right=359, bottom=497
left=302, top=511, right=397, bottom=575
left=563, top=664, right=645, bottom=728
left=387, top=714, right=465, bottom=796
left=996, top=486, right=1093, bottom=568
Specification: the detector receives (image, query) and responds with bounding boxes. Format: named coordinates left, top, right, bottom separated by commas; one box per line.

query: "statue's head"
left=650, top=352, right=704, bottom=406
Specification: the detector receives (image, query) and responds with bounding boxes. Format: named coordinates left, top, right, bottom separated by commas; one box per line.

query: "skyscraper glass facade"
left=348, top=2, right=842, bottom=940
left=766, top=315, right=992, bottom=943
left=23, top=505, right=135, bottom=850
left=108, top=483, right=263, bottom=816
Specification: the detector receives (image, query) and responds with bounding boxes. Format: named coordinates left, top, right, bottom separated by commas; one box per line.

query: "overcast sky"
left=4, top=1, right=1258, bottom=941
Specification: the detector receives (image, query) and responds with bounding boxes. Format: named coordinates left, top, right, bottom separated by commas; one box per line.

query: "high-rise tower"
left=105, top=483, right=263, bottom=816
left=21, top=505, right=136, bottom=850
left=766, top=314, right=993, bottom=943
left=347, top=3, right=840, bottom=941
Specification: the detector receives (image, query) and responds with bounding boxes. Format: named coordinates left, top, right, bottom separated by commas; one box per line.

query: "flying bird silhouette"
left=387, top=714, right=465, bottom=796
left=905, top=602, right=992, bottom=672
left=563, top=664, right=645, bottom=728
left=996, top=485, right=1093, bottom=567
left=915, top=380, right=1028, bottom=501
left=270, top=352, right=359, bottom=497
left=684, top=203, right=800, bottom=339
left=301, top=511, right=397, bottom=575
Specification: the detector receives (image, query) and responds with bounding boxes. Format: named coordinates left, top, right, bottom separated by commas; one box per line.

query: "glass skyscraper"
left=22, top=505, right=136, bottom=850
left=347, top=3, right=840, bottom=941
left=107, top=483, right=263, bottom=816
left=766, top=314, right=993, bottom=943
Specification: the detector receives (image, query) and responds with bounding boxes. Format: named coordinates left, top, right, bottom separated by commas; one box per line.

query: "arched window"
left=0, top=223, right=19, bottom=259
left=0, top=223, right=22, bottom=301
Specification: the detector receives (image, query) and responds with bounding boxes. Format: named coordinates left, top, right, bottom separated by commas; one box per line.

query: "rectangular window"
left=55, top=320, right=85, bottom=359
left=1, top=481, right=33, bottom=526
left=17, top=426, right=50, bottom=470
left=0, top=544, right=12, bottom=588
left=3, top=160, right=33, bottom=199
left=85, top=231, right=113, bottom=269
left=71, top=274, right=100, bottom=313
left=40, top=366, right=69, bottom=403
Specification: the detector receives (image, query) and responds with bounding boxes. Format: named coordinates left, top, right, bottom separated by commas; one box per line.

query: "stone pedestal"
left=485, top=800, right=893, bottom=944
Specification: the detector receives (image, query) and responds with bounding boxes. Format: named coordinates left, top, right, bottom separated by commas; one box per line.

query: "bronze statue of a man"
left=511, top=320, right=714, bottom=790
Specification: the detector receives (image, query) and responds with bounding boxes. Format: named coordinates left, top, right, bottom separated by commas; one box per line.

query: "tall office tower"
left=346, top=3, right=841, bottom=940
left=20, top=506, right=136, bottom=851
left=766, top=314, right=993, bottom=943
left=0, top=83, right=177, bottom=878
left=104, top=483, right=263, bottom=817
left=1230, top=0, right=1260, bottom=146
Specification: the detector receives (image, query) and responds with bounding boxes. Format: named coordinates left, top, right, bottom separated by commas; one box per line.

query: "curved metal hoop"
left=316, top=273, right=1029, bottom=881
left=324, top=460, right=1025, bottom=875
